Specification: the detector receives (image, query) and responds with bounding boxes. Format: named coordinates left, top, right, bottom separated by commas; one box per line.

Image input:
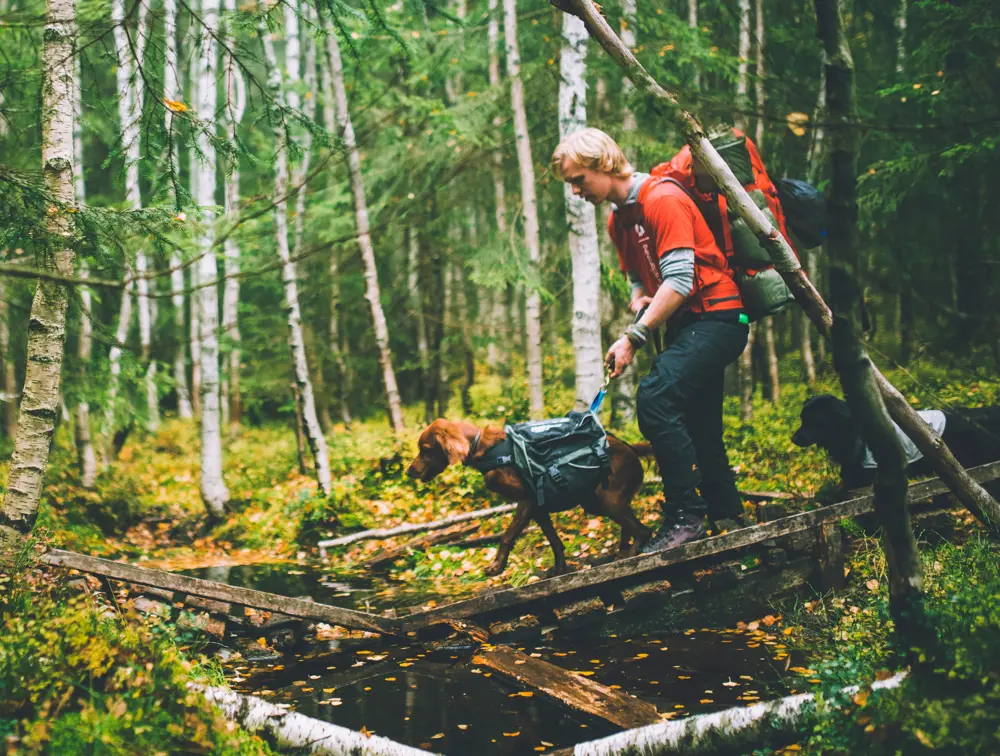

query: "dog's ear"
left=438, top=424, right=471, bottom=466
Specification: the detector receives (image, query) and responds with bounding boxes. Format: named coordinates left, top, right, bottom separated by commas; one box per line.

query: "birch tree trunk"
left=609, top=0, right=638, bottom=424
left=754, top=0, right=765, bottom=148
left=560, top=14, right=603, bottom=409
left=801, top=249, right=817, bottom=384
left=0, top=0, right=76, bottom=558
left=504, top=0, right=544, bottom=418
left=763, top=318, right=780, bottom=403
left=815, top=0, right=928, bottom=643
left=437, top=260, right=453, bottom=418
left=553, top=0, right=1000, bottom=531
left=688, top=0, right=700, bottom=89
left=408, top=226, right=430, bottom=408
left=188, top=11, right=202, bottom=417
left=221, top=0, right=245, bottom=431
left=0, top=281, right=17, bottom=439
left=195, top=0, right=229, bottom=518
left=735, top=0, right=751, bottom=132
left=164, top=0, right=193, bottom=419
left=262, top=24, right=333, bottom=495
left=325, top=24, right=404, bottom=432
left=73, top=55, right=97, bottom=487
left=487, top=0, right=507, bottom=371
left=739, top=326, right=755, bottom=421
left=619, top=0, right=637, bottom=132
left=895, top=0, right=907, bottom=76
left=114, top=0, right=157, bottom=431
left=318, top=44, right=352, bottom=427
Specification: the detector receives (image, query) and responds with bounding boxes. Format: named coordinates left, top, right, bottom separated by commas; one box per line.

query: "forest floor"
left=3, top=357, right=1000, bottom=753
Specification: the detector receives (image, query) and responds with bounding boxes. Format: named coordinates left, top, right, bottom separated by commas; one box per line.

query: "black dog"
left=792, top=394, right=1000, bottom=490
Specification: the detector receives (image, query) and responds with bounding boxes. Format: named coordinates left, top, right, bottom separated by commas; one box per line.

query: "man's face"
left=560, top=157, right=613, bottom=205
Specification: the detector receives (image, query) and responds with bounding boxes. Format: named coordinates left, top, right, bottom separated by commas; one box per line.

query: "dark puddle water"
left=181, top=562, right=815, bottom=752
left=226, top=624, right=811, bottom=754
left=179, top=560, right=480, bottom=614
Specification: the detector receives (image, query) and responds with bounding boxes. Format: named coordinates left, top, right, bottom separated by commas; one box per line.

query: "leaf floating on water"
left=503, top=731, right=521, bottom=737
left=700, top=698, right=714, bottom=704
left=322, top=688, right=335, bottom=694
left=398, top=662, right=413, bottom=667
left=431, top=733, right=445, bottom=739
left=723, top=680, right=740, bottom=687
left=360, top=726, right=373, bottom=738
left=457, top=724, right=469, bottom=730
left=308, top=675, right=321, bottom=680
left=385, top=677, right=397, bottom=682
left=739, top=675, right=753, bottom=681
left=762, top=615, right=777, bottom=627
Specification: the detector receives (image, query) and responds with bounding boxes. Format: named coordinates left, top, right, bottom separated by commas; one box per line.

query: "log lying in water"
left=317, top=503, right=517, bottom=556
left=556, top=671, right=907, bottom=755
left=472, top=645, right=661, bottom=730
left=41, top=549, right=400, bottom=636
left=197, top=685, right=429, bottom=755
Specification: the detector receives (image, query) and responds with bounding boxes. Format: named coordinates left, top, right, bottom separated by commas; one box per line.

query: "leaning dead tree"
left=0, top=0, right=77, bottom=560
left=550, top=0, right=1000, bottom=534
left=815, top=0, right=927, bottom=641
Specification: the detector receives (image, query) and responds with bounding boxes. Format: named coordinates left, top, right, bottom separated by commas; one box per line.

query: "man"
left=552, top=128, right=749, bottom=552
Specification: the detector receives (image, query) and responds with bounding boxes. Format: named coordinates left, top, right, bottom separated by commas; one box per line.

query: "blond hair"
left=551, top=128, right=633, bottom=179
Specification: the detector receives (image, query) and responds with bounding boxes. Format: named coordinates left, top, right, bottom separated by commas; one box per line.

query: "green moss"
left=0, top=565, right=275, bottom=755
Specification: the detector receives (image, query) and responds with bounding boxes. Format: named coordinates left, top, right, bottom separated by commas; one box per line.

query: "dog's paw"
left=484, top=559, right=506, bottom=577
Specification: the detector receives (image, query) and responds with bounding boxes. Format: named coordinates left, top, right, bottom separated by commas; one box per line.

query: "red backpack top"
left=650, top=129, right=800, bottom=269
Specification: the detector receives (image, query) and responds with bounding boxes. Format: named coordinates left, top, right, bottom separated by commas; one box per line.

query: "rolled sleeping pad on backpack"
left=728, top=189, right=778, bottom=269
left=736, top=268, right=796, bottom=322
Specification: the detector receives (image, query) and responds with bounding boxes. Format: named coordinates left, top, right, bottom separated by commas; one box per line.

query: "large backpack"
left=504, top=411, right=611, bottom=512
left=651, top=130, right=799, bottom=322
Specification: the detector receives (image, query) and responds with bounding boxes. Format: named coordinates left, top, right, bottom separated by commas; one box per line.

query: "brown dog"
left=405, top=419, right=653, bottom=577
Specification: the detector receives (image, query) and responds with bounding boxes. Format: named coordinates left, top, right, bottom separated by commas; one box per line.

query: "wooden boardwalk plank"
left=403, top=460, right=1000, bottom=629
left=472, top=645, right=661, bottom=730
left=41, top=549, right=401, bottom=636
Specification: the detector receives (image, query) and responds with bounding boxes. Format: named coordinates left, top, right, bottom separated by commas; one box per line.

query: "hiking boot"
left=640, top=512, right=707, bottom=554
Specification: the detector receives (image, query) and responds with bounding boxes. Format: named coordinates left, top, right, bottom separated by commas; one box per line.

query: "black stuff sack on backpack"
left=775, top=177, right=827, bottom=250
left=505, top=411, right=611, bottom=512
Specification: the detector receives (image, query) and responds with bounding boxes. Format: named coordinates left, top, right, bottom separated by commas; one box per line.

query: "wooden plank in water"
left=403, top=460, right=1000, bottom=629
left=41, top=549, right=401, bottom=636
left=472, top=645, right=661, bottom=730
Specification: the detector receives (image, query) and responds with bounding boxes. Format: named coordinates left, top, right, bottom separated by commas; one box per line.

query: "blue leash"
left=589, top=363, right=613, bottom=415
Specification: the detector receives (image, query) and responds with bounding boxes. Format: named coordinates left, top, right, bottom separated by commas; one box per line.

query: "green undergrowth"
left=0, top=549, right=275, bottom=755
left=768, top=535, right=1000, bottom=755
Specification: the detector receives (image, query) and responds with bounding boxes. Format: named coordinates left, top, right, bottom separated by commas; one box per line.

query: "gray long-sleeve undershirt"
left=629, top=248, right=695, bottom=300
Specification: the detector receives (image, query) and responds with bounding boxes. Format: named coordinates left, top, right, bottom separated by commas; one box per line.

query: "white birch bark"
left=408, top=226, right=430, bottom=397
left=619, top=0, right=637, bottom=132
left=0, top=0, right=76, bottom=556
left=689, top=0, right=700, bottom=89
left=113, top=0, right=158, bottom=431
left=325, top=24, right=404, bottom=432
left=188, top=9, right=202, bottom=416
left=195, top=0, right=229, bottom=517
left=291, top=5, right=316, bottom=264
left=503, top=0, right=544, bottom=418
left=164, top=0, right=192, bottom=419
left=262, top=25, right=333, bottom=494
left=735, top=0, right=751, bottom=132
left=487, top=0, right=507, bottom=370
left=560, top=14, right=603, bottom=409
left=319, top=47, right=352, bottom=426
left=283, top=0, right=301, bottom=112
left=754, top=0, right=765, bottom=147
left=895, top=0, right=907, bottom=75
left=806, top=52, right=826, bottom=185
left=73, top=54, right=97, bottom=487
left=739, top=325, right=755, bottom=421
left=221, top=0, right=245, bottom=430
left=0, top=280, right=17, bottom=439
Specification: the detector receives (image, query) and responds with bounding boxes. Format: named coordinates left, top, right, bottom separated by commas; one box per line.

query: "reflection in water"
left=231, top=623, right=810, bottom=754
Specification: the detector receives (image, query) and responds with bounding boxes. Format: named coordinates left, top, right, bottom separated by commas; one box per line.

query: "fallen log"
left=41, top=549, right=400, bottom=636
left=403, top=460, right=1000, bottom=630
left=197, top=685, right=430, bottom=755
left=472, top=645, right=661, bottom=730
left=556, top=671, right=907, bottom=755
left=317, top=503, right=517, bottom=556
left=359, top=523, right=479, bottom=570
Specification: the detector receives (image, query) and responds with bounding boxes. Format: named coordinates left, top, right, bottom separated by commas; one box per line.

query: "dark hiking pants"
left=636, top=311, right=749, bottom=522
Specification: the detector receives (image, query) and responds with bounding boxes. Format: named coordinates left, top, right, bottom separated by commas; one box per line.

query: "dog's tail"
left=628, top=441, right=655, bottom=458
